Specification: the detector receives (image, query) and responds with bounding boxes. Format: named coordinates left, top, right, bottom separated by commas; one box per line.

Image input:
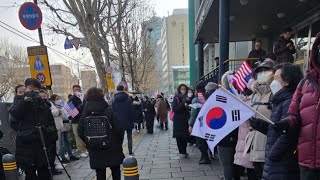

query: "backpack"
left=84, top=115, right=112, bottom=150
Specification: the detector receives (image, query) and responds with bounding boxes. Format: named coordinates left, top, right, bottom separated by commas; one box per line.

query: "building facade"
left=80, top=70, right=97, bottom=93
left=172, top=66, right=190, bottom=90
left=160, top=9, right=190, bottom=95
left=50, top=64, right=77, bottom=100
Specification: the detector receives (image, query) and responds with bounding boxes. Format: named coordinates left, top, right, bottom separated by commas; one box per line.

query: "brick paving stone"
left=150, top=167, right=181, bottom=173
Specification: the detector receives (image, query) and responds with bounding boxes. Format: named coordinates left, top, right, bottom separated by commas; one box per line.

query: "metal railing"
left=198, top=58, right=259, bottom=83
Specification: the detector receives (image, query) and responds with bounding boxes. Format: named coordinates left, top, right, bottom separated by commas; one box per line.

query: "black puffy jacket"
left=251, top=88, right=299, bottom=180
left=112, top=92, right=134, bottom=130
left=78, top=100, right=125, bottom=169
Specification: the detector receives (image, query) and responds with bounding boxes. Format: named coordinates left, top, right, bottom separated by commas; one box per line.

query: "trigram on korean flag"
left=205, top=133, right=216, bottom=142
left=198, top=116, right=204, bottom=127
left=232, top=110, right=241, bottom=121
left=216, top=95, right=227, bottom=103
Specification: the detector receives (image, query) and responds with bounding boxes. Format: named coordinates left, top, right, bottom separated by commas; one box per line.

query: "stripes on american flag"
left=232, top=61, right=253, bottom=92
left=64, top=102, right=79, bottom=118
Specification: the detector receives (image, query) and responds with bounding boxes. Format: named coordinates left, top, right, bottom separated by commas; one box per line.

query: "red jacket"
left=288, top=32, right=320, bottom=169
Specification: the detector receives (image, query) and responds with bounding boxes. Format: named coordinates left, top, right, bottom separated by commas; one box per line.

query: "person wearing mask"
left=69, top=85, right=87, bottom=158
left=49, top=94, right=79, bottom=164
left=250, top=63, right=303, bottom=180
left=273, top=32, right=320, bottom=180
left=218, top=71, right=241, bottom=180
left=78, top=87, right=124, bottom=180
left=143, top=96, right=156, bottom=134
left=10, top=84, right=26, bottom=131
left=156, top=95, right=169, bottom=130
left=132, top=96, right=143, bottom=133
left=274, top=28, right=296, bottom=63
left=112, top=85, right=134, bottom=155
left=244, top=60, right=275, bottom=179
left=234, top=78, right=257, bottom=180
left=248, top=40, right=267, bottom=68
left=188, top=81, right=211, bottom=164
left=9, top=78, right=58, bottom=180
left=39, top=89, right=63, bottom=176
left=172, top=84, right=191, bottom=158
left=186, top=89, right=196, bottom=146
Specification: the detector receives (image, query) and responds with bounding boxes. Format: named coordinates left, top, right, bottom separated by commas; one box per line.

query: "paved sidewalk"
left=130, top=123, right=224, bottom=180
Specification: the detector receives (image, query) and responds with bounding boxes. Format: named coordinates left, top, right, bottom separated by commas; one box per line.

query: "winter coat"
left=188, top=97, right=201, bottom=127
left=143, top=101, right=156, bottom=122
left=172, top=93, right=190, bottom=138
left=68, top=95, right=85, bottom=124
left=132, top=99, right=143, bottom=123
left=9, top=94, right=58, bottom=169
left=234, top=96, right=254, bottom=169
left=287, top=32, right=320, bottom=169
left=157, top=98, right=168, bottom=123
left=252, top=88, right=299, bottom=180
left=112, top=92, right=134, bottom=131
left=78, top=100, right=125, bottom=169
left=248, top=49, right=266, bottom=68
left=274, top=37, right=296, bottom=64
left=244, top=79, right=273, bottom=162
left=50, top=102, right=71, bottom=132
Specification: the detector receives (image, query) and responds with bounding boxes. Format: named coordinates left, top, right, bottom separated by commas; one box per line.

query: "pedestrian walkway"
left=130, top=123, right=224, bottom=180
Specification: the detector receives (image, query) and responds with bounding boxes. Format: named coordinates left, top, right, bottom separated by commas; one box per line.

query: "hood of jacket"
left=133, top=99, right=141, bottom=105
left=113, top=91, right=130, bottom=103
left=84, top=100, right=108, bottom=114
left=308, top=32, right=320, bottom=82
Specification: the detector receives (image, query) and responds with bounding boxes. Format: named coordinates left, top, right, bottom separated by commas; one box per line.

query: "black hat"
left=195, top=80, right=206, bottom=92
left=24, top=78, right=41, bottom=89
left=116, top=85, right=124, bottom=91
left=254, top=60, right=275, bottom=74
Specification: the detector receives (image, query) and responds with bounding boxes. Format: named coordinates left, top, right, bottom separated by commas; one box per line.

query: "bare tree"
left=0, top=39, right=29, bottom=101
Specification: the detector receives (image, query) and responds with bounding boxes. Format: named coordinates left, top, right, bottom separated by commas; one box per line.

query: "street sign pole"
left=33, top=0, right=52, bottom=95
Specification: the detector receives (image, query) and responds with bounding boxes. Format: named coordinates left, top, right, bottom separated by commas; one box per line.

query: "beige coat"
left=244, top=77, right=273, bottom=162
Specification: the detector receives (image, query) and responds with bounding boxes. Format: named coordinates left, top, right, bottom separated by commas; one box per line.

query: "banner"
left=191, top=88, right=255, bottom=151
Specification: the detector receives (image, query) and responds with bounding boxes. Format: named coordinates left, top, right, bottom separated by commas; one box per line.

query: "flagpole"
left=219, top=86, right=275, bottom=125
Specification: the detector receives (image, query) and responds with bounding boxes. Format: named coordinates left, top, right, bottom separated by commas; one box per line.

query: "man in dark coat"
left=69, top=85, right=87, bottom=158
left=248, top=40, right=267, bottom=68
left=274, top=28, right=296, bottom=63
left=78, top=91, right=124, bottom=180
left=9, top=78, right=58, bottom=180
left=143, top=96, right=156, bottom=134
left=112, top=85, right=134, bottom=155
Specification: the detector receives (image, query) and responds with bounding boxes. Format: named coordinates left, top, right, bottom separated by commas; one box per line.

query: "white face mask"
left=257, top=71, right=273, bottom=83
left=55, top=99, right=62, bottom=105
left=187, top=93, right=193, bottom=98
left=270, top=80, right=283, bottom=94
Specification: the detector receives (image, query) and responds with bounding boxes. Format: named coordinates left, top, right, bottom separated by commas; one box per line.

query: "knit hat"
left=195, top=80, right=206, bottom=92
left=205, top=82, right=218, bottom=91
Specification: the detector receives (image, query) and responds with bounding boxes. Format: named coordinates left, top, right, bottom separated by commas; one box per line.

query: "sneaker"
left=61, top=158, right=70, bottom=164
left=70, top=155, right=79, bottom=161
left=80, top=152, right=88, bottom=158
left=137, top=130, right=140, bottom=133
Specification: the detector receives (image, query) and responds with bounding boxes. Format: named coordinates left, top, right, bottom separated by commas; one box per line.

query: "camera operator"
left=9, top=78, right=58, bottom=180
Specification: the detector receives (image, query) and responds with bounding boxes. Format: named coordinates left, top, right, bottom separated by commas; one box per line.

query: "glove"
left=272, top=119, right=290, bottom=133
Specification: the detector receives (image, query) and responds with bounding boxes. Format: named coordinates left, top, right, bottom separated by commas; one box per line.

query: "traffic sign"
left=19, top=2, right=42, bottom=30
left=106, top=73, right=115, bottom=90
left=36, top=72, right=46, bottom=84
left=27, top=46, right=52, bottom=86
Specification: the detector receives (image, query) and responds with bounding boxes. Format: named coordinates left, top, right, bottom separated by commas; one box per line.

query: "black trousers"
left=247, top=168, right=258, bottom=180
left=300, top=166, right=320, bottom=180
left=160, top=122, right=168, bottom=130
left=146, top=119, right=154, bottom=133
left=196, top=137, right=209, bottom=160
left=96, top=166, right=121, bottom=180
left=253, top=162, right=264, bottom=180
left=176, top=137, right=188, bottom=154
left=25, top=165, right=51, bottom=180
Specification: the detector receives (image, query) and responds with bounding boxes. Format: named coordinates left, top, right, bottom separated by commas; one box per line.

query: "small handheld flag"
left=64, top=102, right=79, bottom=118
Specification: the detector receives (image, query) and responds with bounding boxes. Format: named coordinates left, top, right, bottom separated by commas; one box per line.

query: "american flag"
left=64, top=102, right=79, bottom=118
left=232, top=61, right=253, bottom=92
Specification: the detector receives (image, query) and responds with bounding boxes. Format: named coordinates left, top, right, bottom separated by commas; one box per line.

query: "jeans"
left=126, top=129, right=133, bottom=154
left=59, top=132, right=73, bottom=158
left=72, top=124, right=86, bottom=153
left=176, top=137, right=188, bottom=154
left=96, top=166, right=121, bottom=180
left=300, top=166, right=320, bottom=180
left=217, top=146, right=241, bottom=180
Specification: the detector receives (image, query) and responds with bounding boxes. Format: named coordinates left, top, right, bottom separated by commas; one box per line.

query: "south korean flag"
left=191, top=88, right=255, bottom=152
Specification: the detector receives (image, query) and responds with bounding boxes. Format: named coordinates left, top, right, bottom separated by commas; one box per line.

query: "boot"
left=199, top=153, right=210, bottom=165
left=198, top=154, right=204, bottom=164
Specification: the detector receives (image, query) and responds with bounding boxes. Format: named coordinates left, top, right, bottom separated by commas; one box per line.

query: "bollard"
left=123, top=155, right=139, bottom=180
left=2, top=154, right=18, bottom=180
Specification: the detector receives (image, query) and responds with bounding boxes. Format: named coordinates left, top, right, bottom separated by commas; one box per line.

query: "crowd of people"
left=1, top=28, right=319, bottom=180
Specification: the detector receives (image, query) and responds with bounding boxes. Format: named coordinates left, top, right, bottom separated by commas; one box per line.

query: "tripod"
left=55, top=153, right=71, bottom=180
left=37, top=126, right=53, bottom=180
